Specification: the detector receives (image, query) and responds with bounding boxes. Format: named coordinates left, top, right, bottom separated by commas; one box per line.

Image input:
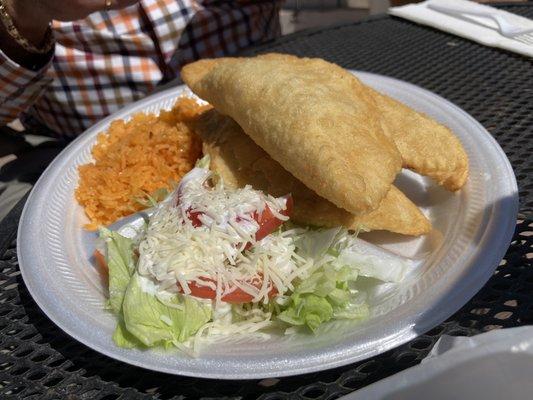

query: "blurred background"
left=280, top=0, right=525, bottom=35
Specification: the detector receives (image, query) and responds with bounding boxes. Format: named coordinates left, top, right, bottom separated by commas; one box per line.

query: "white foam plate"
left=17, top=72, right=518, bottom=379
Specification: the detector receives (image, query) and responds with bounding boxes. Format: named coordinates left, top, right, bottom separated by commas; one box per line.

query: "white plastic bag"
left=344, top=326, right=533, bottom=400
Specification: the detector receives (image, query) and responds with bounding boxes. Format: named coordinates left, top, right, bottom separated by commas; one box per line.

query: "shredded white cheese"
left=136, top=167, right=301, bottom=305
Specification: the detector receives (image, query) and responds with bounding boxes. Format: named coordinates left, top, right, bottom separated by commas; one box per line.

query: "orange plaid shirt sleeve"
left=0, top=0, right=281, bottom=138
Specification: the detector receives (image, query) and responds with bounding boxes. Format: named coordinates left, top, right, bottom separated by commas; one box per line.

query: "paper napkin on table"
left=389, top=0, right=533, bottom=58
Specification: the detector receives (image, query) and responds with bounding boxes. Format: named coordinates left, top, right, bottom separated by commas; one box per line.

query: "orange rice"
left=75, top=98, right=207, bottom=230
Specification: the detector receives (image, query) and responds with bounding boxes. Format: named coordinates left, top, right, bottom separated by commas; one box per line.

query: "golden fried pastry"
left=369, top=89, right=469, bottom=191
left=182, top=55, right=402, bottom=215
left=252, top=53, right=469, bottom=191
left=194, top=109, right=431, bottom=236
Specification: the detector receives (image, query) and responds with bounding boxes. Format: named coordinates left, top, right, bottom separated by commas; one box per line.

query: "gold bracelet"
left=0, top=0, right=54, bottom=54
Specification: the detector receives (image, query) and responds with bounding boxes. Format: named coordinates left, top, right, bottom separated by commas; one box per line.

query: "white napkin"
left=389, top=0, right=533, bottom=58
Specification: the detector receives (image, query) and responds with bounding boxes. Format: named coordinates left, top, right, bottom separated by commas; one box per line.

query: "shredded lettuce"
left=275, top=228, right=396, bottom=332
left=277, top=264, right=367, bottom=332
left=99, top=209, right=408, bottom=351
left=278, top=294, right=333, bottom=332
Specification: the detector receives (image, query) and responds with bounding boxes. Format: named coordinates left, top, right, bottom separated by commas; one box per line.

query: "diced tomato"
left=187, top=210, right=203, bottom=227
left=96, top=195, right=293, bottom=303
left=254, top=195, right=293, bottom=242
left=182, top=276, right=277, bottom=304
left=93, top=250, right=109, bottom=286
left=96, top=250, right=277, bottom=304
left=185, top=194, right=293, bottom=244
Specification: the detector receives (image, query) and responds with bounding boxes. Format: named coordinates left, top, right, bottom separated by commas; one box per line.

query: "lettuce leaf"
left=195, top=154, right=211, bottom=168
left=296, top=226, right=410, bottom=284
left=337, top=240, right=411, bottom=283
left=295, top=227, right=342, bottom=260
left=333, top=301, right=369, bottom=320
left=100, top=228, right=211, bottom=349
left=121, top=273, right=211, bottom=347
left=112, top=318, right=145, bottom=349
left=99, top=227, right=136, bottom=314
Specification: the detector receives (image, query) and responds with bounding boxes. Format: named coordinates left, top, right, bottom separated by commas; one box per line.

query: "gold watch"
left=0, top=0, right=54, bottom=54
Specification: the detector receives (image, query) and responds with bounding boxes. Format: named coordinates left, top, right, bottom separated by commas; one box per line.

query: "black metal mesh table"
left=1, top=3, right=532, bottom=399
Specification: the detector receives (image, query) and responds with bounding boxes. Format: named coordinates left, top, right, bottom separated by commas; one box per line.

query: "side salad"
left=95, top=157, right=410, bottom=355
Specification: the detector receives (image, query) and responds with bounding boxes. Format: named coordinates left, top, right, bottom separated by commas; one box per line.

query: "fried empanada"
left=194, top=109, right=431, bottom=236
left=369, top=89, right=469, bottom=191
left=182, top=55, right=402, bottom=215
left=252, top=54, right=469, bottom=191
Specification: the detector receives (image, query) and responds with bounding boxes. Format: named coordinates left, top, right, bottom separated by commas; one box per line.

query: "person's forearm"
left=1, top=0, right=140, bottom=70
left=0, top=0, right=53, bottom=70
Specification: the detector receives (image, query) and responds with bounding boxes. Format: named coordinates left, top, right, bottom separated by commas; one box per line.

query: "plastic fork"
left=427, top=1, right=533, bottom=46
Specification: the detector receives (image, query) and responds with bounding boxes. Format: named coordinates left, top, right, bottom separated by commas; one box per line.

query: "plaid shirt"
left=0, top=0, right=281, bottom=138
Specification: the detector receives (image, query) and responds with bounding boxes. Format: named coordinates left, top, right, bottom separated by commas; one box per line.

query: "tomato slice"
left=96, top=196, right=293, bottom=304
left=186, top=194, right=293, bottom=244
left=254, top=195, right=293, bottom=242
left=187, top=210, right=203, bottom=227
left=180, top=196, right=293, bottom=302
left=96, top=249, right=277, bottom=304
left=93, top=250, right=109, bottom=286
left=183, top=276, right=277, bottom=304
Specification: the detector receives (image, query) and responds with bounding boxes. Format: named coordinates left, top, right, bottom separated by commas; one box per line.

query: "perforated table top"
left=1, top=3, right=532, bottom=399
